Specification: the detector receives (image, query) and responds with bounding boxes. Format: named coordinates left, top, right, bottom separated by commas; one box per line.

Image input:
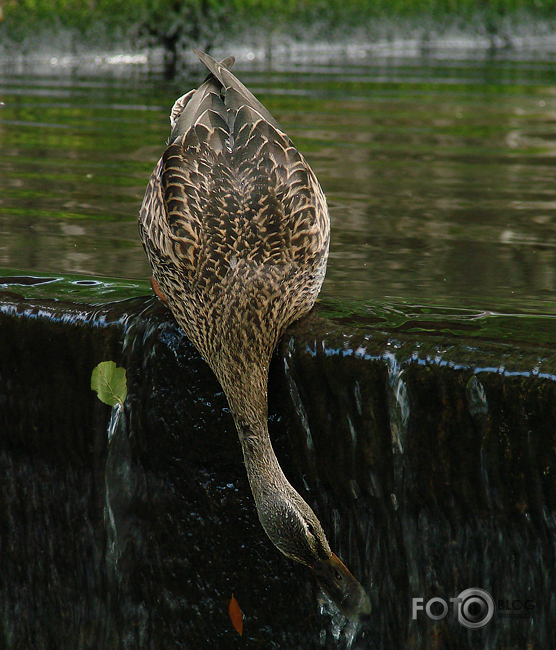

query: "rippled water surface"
left=1, top=53, right=556, bottom=314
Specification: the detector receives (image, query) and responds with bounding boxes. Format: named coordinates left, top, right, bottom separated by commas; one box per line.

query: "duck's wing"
left=139, top=53, right=236, bottom=276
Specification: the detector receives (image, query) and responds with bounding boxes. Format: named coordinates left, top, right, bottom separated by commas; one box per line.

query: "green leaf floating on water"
left=91, top=361, right=127, bottom=407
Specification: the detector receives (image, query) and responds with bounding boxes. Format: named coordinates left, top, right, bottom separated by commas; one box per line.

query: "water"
left=3, top=289, right=554, bottom=648
left=1, top=52, right=556, bottom=315
left=2, top=49, right=556, bottom=649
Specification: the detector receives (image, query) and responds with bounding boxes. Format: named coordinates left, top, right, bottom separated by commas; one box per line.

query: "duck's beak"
left=310, top=552, right=372, bottom=621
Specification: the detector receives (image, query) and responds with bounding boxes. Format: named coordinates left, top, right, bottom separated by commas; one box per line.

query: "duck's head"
left=254, top=485, right=372, bottom=621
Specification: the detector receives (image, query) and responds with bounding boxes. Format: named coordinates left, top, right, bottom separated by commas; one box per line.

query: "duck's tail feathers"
left=169, top=55, right=235, bottom=144
left=194, top=50, right=281, bottom=132
left=169, top=50, right=282, bottom=147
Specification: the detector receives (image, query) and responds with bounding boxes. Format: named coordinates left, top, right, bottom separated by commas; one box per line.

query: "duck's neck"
left=239, top=419, right=291, bottom=499
left=218, top=360, right=333, bottom=567
left=230, top=394, right=311, bottom=564
left=229, top=399, right=289, bottom=497
left=218, top=362, right=294, bottom=502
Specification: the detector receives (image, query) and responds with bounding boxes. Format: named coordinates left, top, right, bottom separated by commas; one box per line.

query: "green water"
left=1, top=53, right=556, bottom=315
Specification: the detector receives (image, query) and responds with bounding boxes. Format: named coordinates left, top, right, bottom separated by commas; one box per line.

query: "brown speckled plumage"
left=140, top=52, right=328, bottom=414
left=139, top=51, right=371, bottom=620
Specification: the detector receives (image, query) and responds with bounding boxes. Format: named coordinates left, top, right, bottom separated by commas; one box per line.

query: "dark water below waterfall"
left=1, top=282, right=555, bottom=648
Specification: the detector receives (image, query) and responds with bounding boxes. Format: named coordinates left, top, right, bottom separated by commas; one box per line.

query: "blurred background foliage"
left=1, top=0, right=556, bottom=76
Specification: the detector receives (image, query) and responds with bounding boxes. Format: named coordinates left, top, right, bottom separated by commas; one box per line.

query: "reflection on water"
left=1, top=53, right=556, bottom=314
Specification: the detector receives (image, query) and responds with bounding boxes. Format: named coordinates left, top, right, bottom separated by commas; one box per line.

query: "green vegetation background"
left=4, top=0, right=556, bottom=26
left=2, top=0, right=556, bottom=72
left=4, top=0, right=556, bottom=35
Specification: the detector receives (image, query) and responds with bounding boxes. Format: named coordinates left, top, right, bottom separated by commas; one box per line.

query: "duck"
left=139, top=50, right=371, bottom=621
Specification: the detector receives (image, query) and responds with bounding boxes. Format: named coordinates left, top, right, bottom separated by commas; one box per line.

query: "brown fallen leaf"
left=229, top=593, right=243, bottom=636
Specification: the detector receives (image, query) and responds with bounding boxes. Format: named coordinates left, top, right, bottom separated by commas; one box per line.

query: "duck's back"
left=139, top=52, right=330, bottom=380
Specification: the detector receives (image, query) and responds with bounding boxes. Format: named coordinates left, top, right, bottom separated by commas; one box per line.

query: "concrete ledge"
left=1, top=287, right=555, bottom=648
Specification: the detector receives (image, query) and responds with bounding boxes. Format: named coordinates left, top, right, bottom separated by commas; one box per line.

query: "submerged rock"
left=0, top=287, right=555, bottom=649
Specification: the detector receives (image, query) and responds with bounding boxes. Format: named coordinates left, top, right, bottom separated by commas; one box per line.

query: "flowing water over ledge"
left=1, top=276, right=555, bottom=648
